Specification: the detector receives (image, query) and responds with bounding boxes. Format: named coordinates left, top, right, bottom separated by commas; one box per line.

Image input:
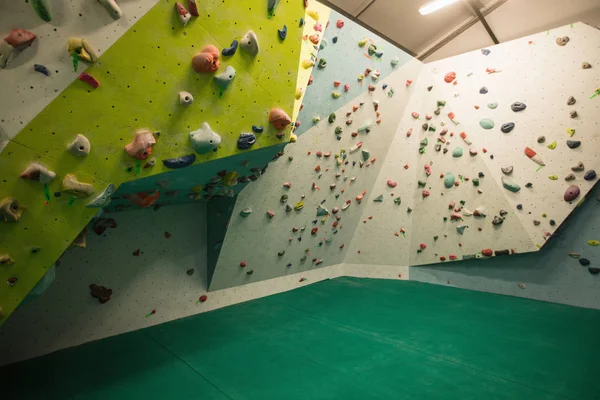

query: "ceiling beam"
left=416, top=0, right=508, bottom=60
left=468, top=0, right=500, bottom=44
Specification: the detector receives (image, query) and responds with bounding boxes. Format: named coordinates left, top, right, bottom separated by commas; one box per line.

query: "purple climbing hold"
left=563, top=185, right=580, bottom=202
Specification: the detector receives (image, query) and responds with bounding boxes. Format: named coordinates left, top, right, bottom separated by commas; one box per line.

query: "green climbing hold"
left=452, top=147, right=463, bottom=157
left=456, top=225, right=467, bottom=234
left=419, top=147, right=426, bottom=154
left=434, top=236, right=439, bottom=241
left=361, top=149, right=370, bottom=161
left=459, top=200, right=465, bottom=205
left=394, top=197, right=401, bottom=205
left=444, top=172, right=455, bottom=188
left=418, top=180, right=427, bottom=188
left=420, top=138, right=428, bottom=146
left=373, top=194, right=384, bottom=202
left=501, top=177, right=521, bottom=193
left=31, top=0, right=52, bottom=22
left=407, top=207, right=413, bottom=213
left=428, top=124, right=436, bottom=132
left=335, top=126, right=343, bottom=134
left=437, top=100, right=446, bottom=107
left=367, top=44, right=377, bottom=56
left=479, top=118, right=495, bottom=129
left=472, top=178, right=479, bottom=187
left=328, top=113, right=336, bottom=123
left=318, top=58, right=327, bottom=68
left=487, top=102, right=498, bottom=109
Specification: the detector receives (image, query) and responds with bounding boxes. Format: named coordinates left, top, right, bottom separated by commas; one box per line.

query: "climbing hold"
left=584, top=170, right=597, bottom=181
left=567, top=96, right=576, bottom=105
left=87, top=184, right=115, bottom=208
left=320, top=38, right=328, bottom=50
left=240, top=30, right=259, bottom=55
left=316, top=205, right=329, bottom=216
left=332, top=91, right=341, bottom=99
left=361, top=149, right=370, bottom=161
left=567, top=140, right=581, bottom=149
left=222, top=40, right=238, bottom=57
left=34, top=64, right=50, bottom=76
left=332, top=36, right=338, bottom=43
left=199, top=295, right=208, bottom=303
left=125, top=129, right=156, bottom=160
left=456, top=225, right=467, bottom=234
left=214, top=65, right=236, bottom=91
left=294, top=201, right=304, bottom=211
left=192, top=45, right=220, bottom=73
left=30, top=0, right=52, bottom=21
left=444, top=173, right=456, bottom=188
left=0, top=254, right=14, bottom=265
left=556, top=36, right=569, bottom=46
left=487, top=102, right=498, bottom=109
left=278, top=25, right=287, bottom=40
left=492, top=216, right=504, bottom=226
left=501, top=122, right=515, bottom=133
left=188, top=0, right=199, bottom=16
left=582, top=62, right=592, bottom=69
left=580, top=258, right=591, bottom=266
left=89, top=284, right=112, bottom=304
left=20, top=163, right=56, bottom=184
left=537, top=136, right=546, bottom=143
left=222, top=171, right=238, bottom=187
left=565, top=174, right=576, bottom=181
left=589, top=240, right=600, bottom=246
left=179, top=91, right=194, bottom=105
left=387, top=180, right=397, bottom=188
left=317, top=58, right=327, bottom=68
left=98, top=0, right=122, bottom=19
left=280, top=194, right=288, bottom=204
left=481, top=48, right=491, bottom=56
left=571, top=162, right=585, bottom=172
left=524, top=147, right=545, bottom=166
left=163, top=154, right=196, bottom=169
left=444, top=72, right=456, bottom=83
left=252, top=125, right=264, bottom=134
left=549, top=175, right=558, bottom=180
left=547, top=141, right=557, bottom=149
left=144, top=158, right=156, bottom=169
left=479, top=119, right=494, bottom=129
left=1, top=29, right=36, bottom=68
left=67, top=37, right=98, bottom=63
left=452, top=147, right=463, bottom=158
left=570, top=110, right=578, bottom=119
left=309, top=34, right=320, bottom=45
left=479, top=87, right=488, bottom=94
left=67, top=134, right=91, bottom=157
left=390, top=57, right=399, bottom=67
left=93, top=218, right=117, bottom=235
left=240, top=207, right=252, bottom=217
left=0, top=198, right=24, bottom=222
left=422, top=123, right=429, bottom=131
left=566, top=128, right=576, bottom=137
left=78, top=72, right=100, bottom=88
left=175, top=2, right=192, bottom=26
left=266, top=210, right=275, bottom=219
left=62, top=174, right=95, bottom=198
left=589, top=268, right=600, bottom=275
left=501, top=177, right=521, bottom=193
left=269, top=108, right=291, bottom=131
left=501, top=166, right=513, bottom=175
left=422, top=190, right=430, bottom=198
left=233, top=131, right=257, bottom=150
left=511, top=102, right=526, bottom=112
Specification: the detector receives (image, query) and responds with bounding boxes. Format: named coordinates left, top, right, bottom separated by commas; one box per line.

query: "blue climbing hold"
left=162, top=154, right=196, bottom=169
left=480, top=86, right=488, bottom=94
left=332, top=36, right=338, bottom=43
left=382, top=84, right=388, bottom=89
left=375, top=50, right=384, bottom=58
left=34, top=64, right=50, bottom=76
left=222, top=40, right=238, bottom=57
left=299, top=17, right=304, bottom=27
left=278, top=25, right=287, bottom=40
left=237, top=132, right=256, bottom=150
left=481, top=49, right=491, bottom=56
left=252, top=125, right=264, bottom=133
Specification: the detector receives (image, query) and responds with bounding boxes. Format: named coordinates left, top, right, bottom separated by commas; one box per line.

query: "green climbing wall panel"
left=3, top=278, right=600, bottom=399
left=0, top=0, right=305, bottom=324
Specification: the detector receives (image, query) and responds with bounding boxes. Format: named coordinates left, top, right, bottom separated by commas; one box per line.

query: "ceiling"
left=320, top=0, right=600, bottom=60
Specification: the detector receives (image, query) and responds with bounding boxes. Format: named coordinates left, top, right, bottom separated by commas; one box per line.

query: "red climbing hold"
left=79, top=72, right=100, bottom=88
left=199, top=295, right=208, bottom=302
left=420, top=243, right=427, bottom=249
left=336, top=19, right=344, bottom=28
left=164, top=231, right=172, bottom=238
left=132, top=249, right=140, bottom=256
left=240, top=261, right=246, bottom=267
left=482, top=249, right=493, bottom=257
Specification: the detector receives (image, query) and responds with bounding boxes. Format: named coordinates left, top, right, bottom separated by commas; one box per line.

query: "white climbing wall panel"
left=0, top=0, right=160, bottom=150
left=209, top=59, right=423, bottom=290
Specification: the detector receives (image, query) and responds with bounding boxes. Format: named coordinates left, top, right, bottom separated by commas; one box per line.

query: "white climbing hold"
left=99, top=0, right=122, bottom=19
left=179, top=91, right=194, bottom=105
left=20, top=162, right=56, bottom=184
left=62, top=174, right=95, bottom=198
left=87, top=184, right=115, bottom=208
left=67, top=134, right=91, bottom=157
left=175, top=2, right=192, bottom=26
left=189, top=123, right=222, bottom=154
left=240, top=30, right=259, bottom=56
left=240, top=207, right=252, bottom=217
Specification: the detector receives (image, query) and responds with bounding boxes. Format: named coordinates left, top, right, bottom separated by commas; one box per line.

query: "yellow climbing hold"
left=588, top=240, right=600, bottom=246
left=332, top=91, right=341, bottom=99
left=548, top=175, right=558, bottom=180
left=289, top=133, right=297, bottom=143
left=577, top=196, right=586, bottom=207
left=358, top=74, right=364, bottom=81
left=295, top=88, right=303, bottom=100
left=547, top=141, right=557, bottom=149
left=307, top=10, right=319, bottom=21
left=301, top=59, right=314, bottom=69
left=222, top=171, right=238, bottom=187
left=294, top=201, right=305, bottom=211
left=566, top=128, right=575, bottom=137
left=358, top=38, right=368, bottom=47
left=190, top=184, right=203, bottom=193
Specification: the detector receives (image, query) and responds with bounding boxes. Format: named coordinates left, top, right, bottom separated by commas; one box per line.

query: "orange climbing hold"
left=269, top=108, right=292, bottom=131
left=444, top=71, right=456, bottom=83
left=123, top=190, right=160, bottom=208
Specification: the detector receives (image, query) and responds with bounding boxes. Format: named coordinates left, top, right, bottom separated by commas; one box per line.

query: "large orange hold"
left=192, top=45, right=220, bottom=73
left=444, top=71, right=456, bottom=83
left=269, top=108, right=291, bottom=131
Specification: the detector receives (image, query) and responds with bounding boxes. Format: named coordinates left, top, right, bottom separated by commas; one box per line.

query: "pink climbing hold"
left=424, top=164, right=431, bottom=176
left=450, top=212, right=462, bottom=220
left=240, top=261, right=246, bottom=267
left=266, top=210, right=275, bottom=218
left=283, top=181, right=292, bottom=188
left=411, top=112, right=419, bottom=119
left=332, top=207, right=339, bottom=214
left=420, top=243, right=427, bottom=249
left=449, top=254, right=457, bottom=260
left=336, top=19, right=344, bottom=28
left=444, top=72, right=456, bottom=83
left=422, top=190, right=430, bottom=198
left=387, top=180, right=397, bottom=188
left=405, top=80, right=412, bottom=87
left=344, top=83, right=350, bottom=92
left=78, top=72, right=100, bottom=88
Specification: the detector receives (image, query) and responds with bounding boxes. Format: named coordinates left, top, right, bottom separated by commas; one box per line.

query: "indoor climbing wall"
left=0, top=202, right=346, bottom=367
left=209, top=13, right=422, bottom=290
left=0, top=0, right=306, bottom=324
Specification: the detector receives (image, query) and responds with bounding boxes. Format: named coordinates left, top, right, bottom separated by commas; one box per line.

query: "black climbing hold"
left=584, top=170, right=597, bottom=181
left=567, top=140, right=581, bottom=149
left=511, top=102, right=527, bottom=112
left=246, top=269, right=254, bottom=275
left=252, top=125, right=264, bottom=133
left=579, top=258, right=590, bottom=266
left=478, top=172, right=484, bottom=178
left=550, top=219, right=556, bottom=226
left=34, top=64, right=51, bottom=76
left=501, top=122, right=515, bottom=133
left=589, top=268, right=600, bottom=275
left=237, top=132, right=256, bottom=150
left=495, top=249, right=510, bottom=256
left=332, top=36, right=338, bottom=43
left=163, top=154, right=196, bottom=169
left=427, top=86, right=433, bottom=91
left=278, top=25, right=287, bottom=40
left=525, top=182, right=533, bottom=188
left=186, top=269, right=194, bottom=275
left=516, top=204, right=523, bottom=210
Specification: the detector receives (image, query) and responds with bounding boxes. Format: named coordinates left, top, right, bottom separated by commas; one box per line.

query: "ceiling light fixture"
left=418, top=0, right=461, bottom=15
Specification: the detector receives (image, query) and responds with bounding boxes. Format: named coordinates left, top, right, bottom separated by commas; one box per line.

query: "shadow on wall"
left=411, top=182, right=600, bottom=309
